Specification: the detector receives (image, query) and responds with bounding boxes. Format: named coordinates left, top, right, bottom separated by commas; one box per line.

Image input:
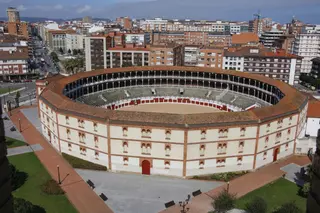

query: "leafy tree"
left=273, top=201, right=303, bottom=213
left=211, top=189, right=237, bottom=213
left=72, top=49, right=78, bottom=56
left=245, top=196, right=268, bottom=213
left=63, top=58, right=84, bottom=75
left=59, top=47, right=64, bottom=55
left=68, top=49, right=71, bottom=55
left=301, top=182, right=310, bottom=198
left=13, top=198, right=46, bottom=213
left=15, top=91, right=20, bottom=108
left=50, top=52, right=59, bottom=63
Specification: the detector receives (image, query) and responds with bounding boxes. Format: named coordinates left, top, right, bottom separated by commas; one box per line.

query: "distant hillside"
left=0, top=17, right=111, bottom=23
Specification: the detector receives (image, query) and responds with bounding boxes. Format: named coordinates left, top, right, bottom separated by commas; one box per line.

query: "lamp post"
left=18, top=118, right=21, bottom=132
left=57, top=165, right=61, bottom=184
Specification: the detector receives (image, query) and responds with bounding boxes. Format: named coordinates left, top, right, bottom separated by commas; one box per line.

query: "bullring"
left=36, top=66, right=308, bottom=177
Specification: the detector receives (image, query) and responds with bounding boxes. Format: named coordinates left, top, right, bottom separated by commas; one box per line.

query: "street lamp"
left=227, top=181, right=230, bottom=193
left=18, top=118, right=22, bottom=132
left=57, top=165, right=61, bottom=184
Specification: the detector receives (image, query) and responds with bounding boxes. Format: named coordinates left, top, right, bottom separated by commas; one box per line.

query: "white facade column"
left=120, top=51, right=123, bottom=67
left=132, top=51, right=134, bottom=65
left=289, top=59, right=297, bottom=85
left=142, top=53, right=145, bottom=65
left=110, top=51, right=113, bottom=68
left=84, top=37, right=91, bottom=71
left=103, top=37, right=107, bottom=69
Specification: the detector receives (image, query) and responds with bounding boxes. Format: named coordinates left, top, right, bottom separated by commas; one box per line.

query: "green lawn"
left=0, top=87, right=18, bottom=95
left=9, top=153, right=78, bottom=213
left=236, top=178, right=306, bottom=212
left=6, top=137, right=26, bottom=148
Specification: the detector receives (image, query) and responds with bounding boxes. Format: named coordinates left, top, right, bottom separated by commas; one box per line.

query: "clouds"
left=17, top=5, right=26, bottom=11
left=76, top=5, right=91, bottom=13
left=0, top=0, right=319, bottom=23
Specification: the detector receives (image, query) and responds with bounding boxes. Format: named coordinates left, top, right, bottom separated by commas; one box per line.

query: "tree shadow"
left=33, top=205, right=47, bottom=213
left=10, top=164, right=29, bottom=191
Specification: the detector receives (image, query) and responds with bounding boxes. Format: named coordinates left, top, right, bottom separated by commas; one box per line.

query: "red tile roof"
left=38, top=66, right=307, bottom=127
left=231, top=32, right=259, bottom=45
left=307, top=99, right=320, bottom=118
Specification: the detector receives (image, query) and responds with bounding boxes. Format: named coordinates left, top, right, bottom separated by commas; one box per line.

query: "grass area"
left=62, top=153, right=107, bottom=171
left=9, top=153, right=78, bottom=213
left=6, top=137, right=26, bottom=148
left=236, top=178, right=306, bottom=213
left=0, top=87, right=18, bottom=95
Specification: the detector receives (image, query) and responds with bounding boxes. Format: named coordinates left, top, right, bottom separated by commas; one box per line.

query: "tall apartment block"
left=149, top=44, right=184, bottom=66
left=6, top=7, right=28, bottom=38
left=292, top=32, right=320, bottom=73
left=7, top=7, right=20, bottom=23
left=184, top=45, right=223, bottom=68
left=223, top=46, right=302, bottom=85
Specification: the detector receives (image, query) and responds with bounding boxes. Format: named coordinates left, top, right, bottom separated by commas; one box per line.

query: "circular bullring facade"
left=37, top=66, right=308, bottom=177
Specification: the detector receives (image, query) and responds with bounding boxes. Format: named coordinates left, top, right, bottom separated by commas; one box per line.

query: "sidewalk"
left=7, top=144, right=43, bottom=156
left=160, top=155, right=310, bottom=213
left=9, top=106, right=113, bottom=213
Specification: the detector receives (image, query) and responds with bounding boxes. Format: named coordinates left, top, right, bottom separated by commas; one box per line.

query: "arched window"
left=199, top=160, right=204, bottom=169
left=165, top=130, right=171, bottom=140
left=94, top=136, right=99, bottom=148
left=123, top=127, right=128, bottom=137
left=141, top=143, right=146, bottom=154
left=200, top=145, right=205, bottom=156
left=201, top=130, right=206, bottom=139
left=66, top=129, right=71, bottom=139
left=95, top=151, right=99, bottom=160
left=123, top=157, right=129, bottom=165
left=237, top=157, right=242, bottom=165
left=123, top=142, right=128, bottom=153
left=146, top=144, right=151, bottom=154
left=165, top=161, right=170, bottom=169
left=165, top=145, right=171, bottom=156
left=240, top=127, right=246, bottom=137
left=238, top=141, right=244, bottom=153
left=263, top=152, right=267, bottom=160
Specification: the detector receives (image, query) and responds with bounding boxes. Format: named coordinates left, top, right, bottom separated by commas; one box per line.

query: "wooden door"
left=142, top=160, right=151, bottom=175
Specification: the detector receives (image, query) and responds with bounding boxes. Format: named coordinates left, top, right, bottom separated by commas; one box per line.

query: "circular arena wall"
left=37, top=66, right=308, bottom=177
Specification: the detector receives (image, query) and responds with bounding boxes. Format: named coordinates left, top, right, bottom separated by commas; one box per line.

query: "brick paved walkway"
left=160, top=155, right=310, bottom=213
left=9, top=107, right=113, bottom=213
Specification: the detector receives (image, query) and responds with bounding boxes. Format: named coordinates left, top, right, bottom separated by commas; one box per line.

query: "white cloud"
left=76, top=5, right=91, bottom=13
left=54, top=4, right=63, bottom=10
left=17, top=5, right=26, bottom=11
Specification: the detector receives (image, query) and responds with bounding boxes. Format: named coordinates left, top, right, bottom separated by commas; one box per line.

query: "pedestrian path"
left=2, top=111, right=25, bottom=142
left=7, top=144, right=43, bottom=156
left=9, top=106, right=113, bottom=213
left=160, top=155, right=310, bottom=213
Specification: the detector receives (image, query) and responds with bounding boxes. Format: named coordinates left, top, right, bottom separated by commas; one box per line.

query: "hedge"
left=62, top=153, right=107, bottom=171
left=193, top=171, right=248, bottom=182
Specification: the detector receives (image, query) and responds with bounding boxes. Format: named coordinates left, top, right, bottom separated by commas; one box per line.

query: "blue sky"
left=0, top=0, right=319, bottom=23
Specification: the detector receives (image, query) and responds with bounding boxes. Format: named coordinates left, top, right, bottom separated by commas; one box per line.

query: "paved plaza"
left=76, top=169, right=223, bottom=213
left=21, top=107, right=41, bottom=133
left=7, top=144, right=43, bottom=156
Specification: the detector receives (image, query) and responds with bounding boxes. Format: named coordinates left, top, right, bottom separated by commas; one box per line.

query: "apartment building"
left=260, top=27, right=286, bottom=48
left=149, top=44, right=184, bottom=66
left=152, top=31, right=185, bottom=45
left=7, top=7, right=20, bottom=23
left=85, top=35, right=113, bottom=71
left=66, top=33, right=85, bottom=51
left=125, top=33, right=145, bottom=45
left=48, top=29, right=76, bottom=52
left=184, top=32, right=208, bottom=45
left=223, top=47, right=302, bottom=85
left=108, top=32, right=126, bottom=46
left=292, top=33, right=320, bottom=73
left=106, top=45, right=149, bottom=68
left=0, top=45, right=29, bottom=81
left=7, top=22, right=28, bottom=38
left=310, top=58, right=320, bottom=88
left=184, top=45, right=223, bottom=68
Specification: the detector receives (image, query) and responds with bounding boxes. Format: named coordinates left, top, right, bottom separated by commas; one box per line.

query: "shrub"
left=210, top=171, right=248, bottom=182
left=62, top=153, right=107, bottom=171
left=41, top=179, right=64, bottom=195
left=212, top=189, right=237, bottom=213
left=301, top=182, right=310, bottom=198
left=245, top=196, right=268, bottom=213
left=272, top=201, right=303, bottom=213
left=13, top=198, right=46, bottom=213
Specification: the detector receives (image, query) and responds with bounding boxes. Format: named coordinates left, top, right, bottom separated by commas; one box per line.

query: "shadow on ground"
left=10, top=164, right=28, bottom=191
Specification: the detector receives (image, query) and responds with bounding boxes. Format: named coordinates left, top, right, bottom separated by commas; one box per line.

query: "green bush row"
left=193, top=171, right=248, bottom=182
left=62, top=153, right=107, bottom=171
